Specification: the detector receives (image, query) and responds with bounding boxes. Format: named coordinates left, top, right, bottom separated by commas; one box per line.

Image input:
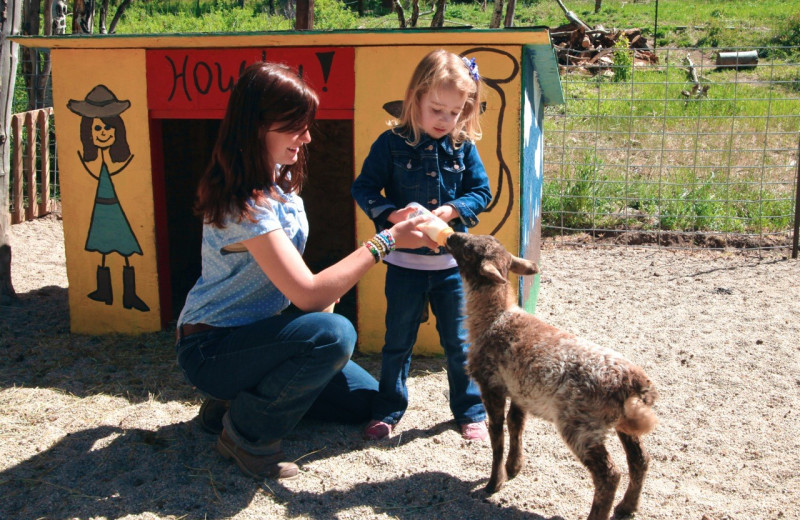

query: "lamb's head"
left=445, top=232, right=539, bottom=288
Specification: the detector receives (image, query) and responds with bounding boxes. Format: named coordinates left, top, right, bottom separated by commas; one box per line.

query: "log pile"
left=549, top=22, right=659, bottom=74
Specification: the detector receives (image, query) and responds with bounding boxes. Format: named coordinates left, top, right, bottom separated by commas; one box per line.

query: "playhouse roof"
left=13, top=28, right=564, bottom=106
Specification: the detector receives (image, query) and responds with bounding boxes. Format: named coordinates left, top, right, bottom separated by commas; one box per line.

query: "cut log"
left=716, top=50, right=758, bottom=69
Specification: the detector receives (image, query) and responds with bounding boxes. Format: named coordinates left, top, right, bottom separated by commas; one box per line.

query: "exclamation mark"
left=316, top=51, right=335, bottom=92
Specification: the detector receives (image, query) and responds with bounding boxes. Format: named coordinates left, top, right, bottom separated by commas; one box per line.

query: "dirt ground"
left=1, top=214, right=799, bottom=520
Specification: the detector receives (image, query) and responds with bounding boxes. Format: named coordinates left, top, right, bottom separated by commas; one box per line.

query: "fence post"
left=10, top=108, right=53, bottom=223
left=793, top=132, right=800, bottom=259
left=11, top=114, right=22, bottom=224
left=23, top=110, right=37, bottom=220
left=37, top=107, right=51, bottom=215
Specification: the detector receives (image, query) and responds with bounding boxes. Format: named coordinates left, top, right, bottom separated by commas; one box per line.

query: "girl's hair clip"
left=462, top=57, right=480, bottom=82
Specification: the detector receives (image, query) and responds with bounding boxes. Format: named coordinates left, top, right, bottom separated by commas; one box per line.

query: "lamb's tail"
left=616, top=374, right=658, bottom=436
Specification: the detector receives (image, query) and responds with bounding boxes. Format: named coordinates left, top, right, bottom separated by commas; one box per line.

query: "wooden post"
left=504, top=0, right=516, bottom=27
left=23, top=110, right=36, bottom=220
left=37, top=108, right=50, bottom=215
left=295, top=0, right=313, bottom=30
left=11, top=114, right=22, bottom=223
left=792, top=133, right=800, bottom=259
left=1, top=0, right=22, bottom=303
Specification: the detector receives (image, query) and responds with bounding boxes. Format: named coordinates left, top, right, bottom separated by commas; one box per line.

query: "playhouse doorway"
left=155, top=118, right=356, bottom=326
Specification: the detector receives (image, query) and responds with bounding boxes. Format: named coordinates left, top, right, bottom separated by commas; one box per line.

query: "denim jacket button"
left=430, top=198, right=438, bottom=205
left=428, top=171, right=437, bottom=177
left=407, top=161, right=412, bottom=169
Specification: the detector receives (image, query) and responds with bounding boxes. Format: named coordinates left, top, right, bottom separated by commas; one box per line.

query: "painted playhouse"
left=15, top=28, right=563, bottom=354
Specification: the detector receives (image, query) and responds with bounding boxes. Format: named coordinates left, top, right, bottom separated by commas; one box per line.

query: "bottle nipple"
left=435, top=227, right=454, bottom=246
left=406, top=202, right=453, bottom=246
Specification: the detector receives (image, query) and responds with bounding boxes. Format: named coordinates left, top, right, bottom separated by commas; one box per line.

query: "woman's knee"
left=306, top=312, right=356, bottom=360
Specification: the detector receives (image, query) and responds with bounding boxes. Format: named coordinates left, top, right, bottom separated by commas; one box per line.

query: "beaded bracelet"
left=363, top=230, right=396, bottom=263
left=364, top=240, right=381, bottom=262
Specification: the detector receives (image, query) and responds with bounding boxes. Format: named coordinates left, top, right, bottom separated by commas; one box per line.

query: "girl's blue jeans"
left=176, top=311, right=378, bottom=450
left=373, top=264, right=486, bottom=426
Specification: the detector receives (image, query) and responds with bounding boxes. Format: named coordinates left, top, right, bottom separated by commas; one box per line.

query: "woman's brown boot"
left=216, top=429, right=298, bottom=479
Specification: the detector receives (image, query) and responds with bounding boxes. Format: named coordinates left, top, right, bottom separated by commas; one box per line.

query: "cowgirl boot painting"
left=88, top=264, right=113, bottom=305
left=67, top=85, right=150, bottom=313
left=122, top=265, right=150, bottom=312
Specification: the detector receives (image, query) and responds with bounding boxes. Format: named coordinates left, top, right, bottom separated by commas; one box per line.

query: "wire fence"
left=7, top=46, right=800, bottom=254
left=543, top=46, right=800, bottom=254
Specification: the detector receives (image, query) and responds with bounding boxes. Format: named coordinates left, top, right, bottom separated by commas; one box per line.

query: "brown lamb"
left=445, top=232, right=658, bottom=520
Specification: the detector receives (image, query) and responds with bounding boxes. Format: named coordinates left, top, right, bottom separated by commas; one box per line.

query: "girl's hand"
left=387, top=205, right=417, bottom=224
left=388, top=215, right=438, bottom=250
left=432, top=204, right=458, bottom=223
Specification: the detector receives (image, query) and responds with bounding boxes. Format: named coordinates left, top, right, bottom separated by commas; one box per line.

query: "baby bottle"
left=405, top=202, right=454, bottom=246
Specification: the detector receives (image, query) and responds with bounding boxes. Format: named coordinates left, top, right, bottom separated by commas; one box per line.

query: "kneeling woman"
left=176, top=62, right=435, bottom=480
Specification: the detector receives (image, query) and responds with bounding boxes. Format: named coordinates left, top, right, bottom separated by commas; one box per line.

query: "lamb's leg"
left=505, top=401, right=527, bottom=479
left=613, top=431, right=650, bottom=518
left=482, top=389, right=507, bottom=493
left=564, top=430, right=620, bottom=520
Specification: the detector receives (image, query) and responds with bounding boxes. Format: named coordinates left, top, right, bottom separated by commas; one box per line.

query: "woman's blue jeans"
left=373, top=264, right=486, bottom=426
left=176, top=311, right=378, bottom=450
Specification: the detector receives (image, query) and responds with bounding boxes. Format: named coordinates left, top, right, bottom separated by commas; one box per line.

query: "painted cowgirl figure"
left=352, top=50, right=492, bottom=441
left=67, top=85, right=149, bottom=311
left=175, top=62, right=436, bottom=480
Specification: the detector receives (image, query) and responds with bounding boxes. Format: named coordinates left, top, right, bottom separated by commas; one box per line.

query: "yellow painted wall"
left=353, top=46, right=521, bottom=355
left=52, top=49, right=161, bottom=333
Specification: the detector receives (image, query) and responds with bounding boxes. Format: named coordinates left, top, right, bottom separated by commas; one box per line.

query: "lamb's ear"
left=510, top=255, right=539, bottom=276
left=480, top=261, right=508, bottom=285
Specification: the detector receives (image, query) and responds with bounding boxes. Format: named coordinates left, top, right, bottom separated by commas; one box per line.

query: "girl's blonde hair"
left=394, top=49, right=482, bottom=147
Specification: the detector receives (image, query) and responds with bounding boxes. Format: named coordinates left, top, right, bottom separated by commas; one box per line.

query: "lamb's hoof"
left=612, top=504, right=637, bottom=519
left=505, top=458, right=524, bottom=479
left=484, top=479, right=505, bottom=494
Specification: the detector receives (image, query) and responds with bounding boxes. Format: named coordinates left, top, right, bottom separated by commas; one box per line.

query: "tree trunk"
left=107, top=0, right=131, bottom=34
left=489, top=0, right=503, bottom=28
left=99, top=0, right=108, bottom=33
left=595, top=0, right=602, bottom=13
left=1, top=0, right=22, bottom=304
left=503, top=0, right=516, bottom=27
left=21, top=0, right=39, bottom=109
left=295, top=0, right=313, bottom=30
left=409, top=0, right=419, bottom=27
left=393, top=0, right=405, bottom=28
left=50, top=0, right=68, bottom=35
left=72, top=0, right=95, bottom=34
left=430, top=0, right=445, bottom=27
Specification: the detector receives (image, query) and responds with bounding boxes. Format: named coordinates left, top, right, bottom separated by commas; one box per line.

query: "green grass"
left=543, top=157, right=795, bottom=234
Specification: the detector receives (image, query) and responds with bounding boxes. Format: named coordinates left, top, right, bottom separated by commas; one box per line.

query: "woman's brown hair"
left=196, top=61, right=319, bottom=227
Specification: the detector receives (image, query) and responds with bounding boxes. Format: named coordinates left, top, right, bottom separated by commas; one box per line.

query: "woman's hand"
left=387, top=215, right=439, bottom=250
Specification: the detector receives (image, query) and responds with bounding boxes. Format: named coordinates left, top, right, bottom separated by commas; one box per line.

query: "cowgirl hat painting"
left=67, top=85, right=149, bottom=312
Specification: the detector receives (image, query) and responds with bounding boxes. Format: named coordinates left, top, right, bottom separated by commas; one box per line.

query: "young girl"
left=351, top=49, right=492, bottom=441
left=176, top=62, right=435, bottom=480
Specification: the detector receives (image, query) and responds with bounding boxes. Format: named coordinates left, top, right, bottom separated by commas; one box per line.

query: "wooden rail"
left=10, top=107, right=54, bottom=224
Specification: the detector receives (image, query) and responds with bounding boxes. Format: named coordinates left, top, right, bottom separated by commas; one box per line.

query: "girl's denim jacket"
left=352, top=129, right=492, bottom=256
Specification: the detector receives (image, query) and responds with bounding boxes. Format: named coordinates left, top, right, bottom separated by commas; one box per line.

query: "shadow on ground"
left=0, top=418, right=564, bottom=520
